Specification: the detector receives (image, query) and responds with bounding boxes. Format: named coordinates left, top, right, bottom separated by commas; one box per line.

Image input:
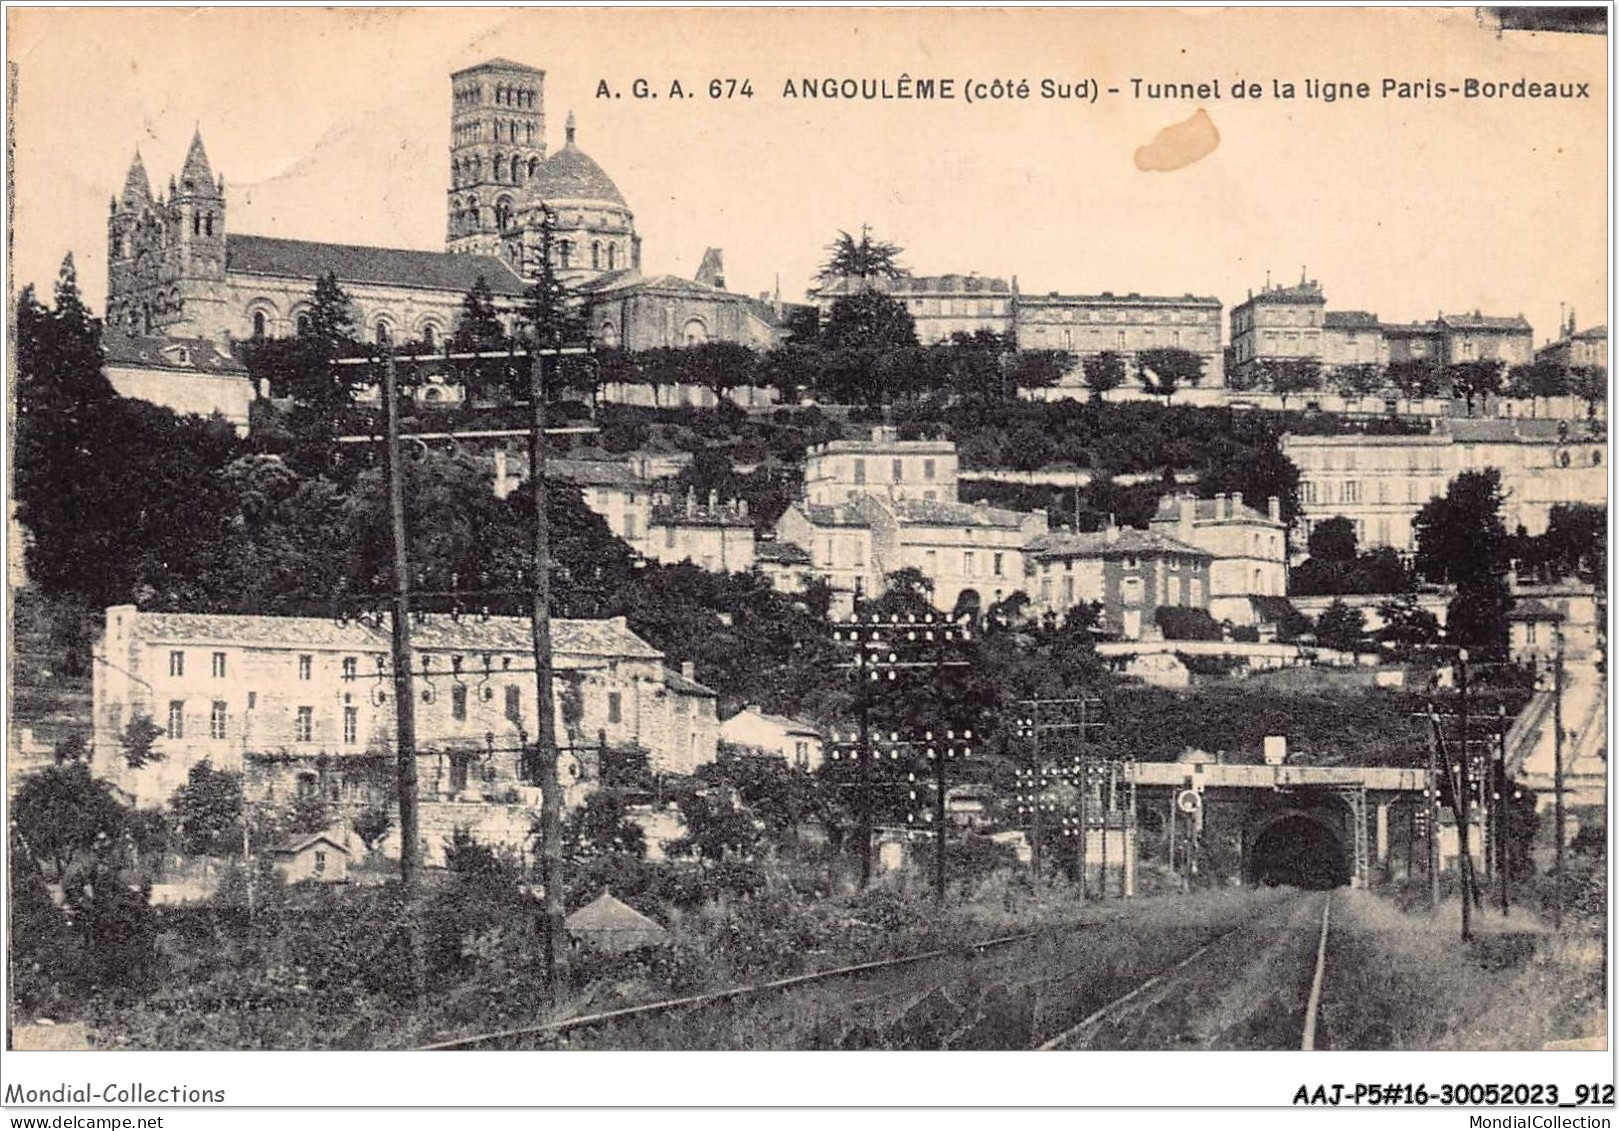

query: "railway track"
left=418, top=925, right=1056, bottom=1050
left=417, top=890, right=1335, bottom=1051
left=1036, top=890, right=1334, bottom=1051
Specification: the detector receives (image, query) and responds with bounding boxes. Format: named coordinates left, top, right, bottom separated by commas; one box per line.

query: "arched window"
left=375, top=320, right=391, bottom=345
left=193, top=212, right=201, bottom=236
left=607, top=245, right=616, bottom=271
left=252, top=311, right=266, bottom=339
left=511, top=159, right=523, bottom=187
left=591, top=242, right=601, bottom=270
left=204, top=213, right=214, bottom=236
left=598, top=321, right=618, bottom=349
left=495, top=196, right=513, bottom=232
left=557, top=241, right=572, bottom=269
left=683, top=319, right=708, bottom=346
left=528, top=156, right=540, bottom=180
left=421, top=324, right=436, bottom=350
left=296, top=313, right=311, bottom=336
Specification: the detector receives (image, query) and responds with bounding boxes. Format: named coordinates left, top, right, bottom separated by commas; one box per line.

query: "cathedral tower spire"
left=179, top=127, right=220, bottom=197
left=119, top=150, right=153, bottom=211
left=447, top=58, right=547, bottom=256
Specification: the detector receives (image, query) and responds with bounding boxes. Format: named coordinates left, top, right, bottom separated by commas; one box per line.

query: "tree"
left=352, top=806, right=392, bottom=854
left=1136, top=348, right=1204, bottom=402
left=1412, top=469, right=1508, bottom=587
left=1536, top=503, right=1606, bottom=583
left=1387, top=358, right=1447, bottom=400
left=1201, top=443, right=1301, bottom=530
left=820, top=290, right=919, bottom=353
left=1506, top=359, right=1571, bottom=402
left=120, top=715, right=166, bottom=770
left=521, top=206, right=588, bottom=371
left=562, top=789, right=647, bottom=859
left=1446, top=359, right=1505, bottom=415
left=1314, top=600, right=1366, bottom=652
left=1307, top=516, right=1358, bottom=563
left=1082, top=351, right=1127, bottom=402
left=11, top=761, right=133, bottom=884
left=1376, top=592, right=1441, bottom=650
left=1329, top=363, right=1383, bottom=397
left=1008, top=350, right=1071, bottom=396
left=819, top=225, right=906, bottom=282
left=450, top=274, right=513, bottom=400
left=665, top=787, right=761, bottom=863
left=169, top=760, right=244, bottom=856
left=1257, top=358, right=1323, bottom=398
left=679, top=340, right=758, bottom=407
left=1570, top=366, right=1607, bottom=415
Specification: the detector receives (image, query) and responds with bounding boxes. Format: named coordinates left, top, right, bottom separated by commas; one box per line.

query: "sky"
left=6, top=7, right=1609, bottom=346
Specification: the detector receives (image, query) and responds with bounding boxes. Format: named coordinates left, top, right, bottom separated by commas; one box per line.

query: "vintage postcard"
left=2, top=4, right=1611, bottom=1120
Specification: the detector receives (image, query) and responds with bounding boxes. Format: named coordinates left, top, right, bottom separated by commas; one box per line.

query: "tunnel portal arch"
left=1243, top=796, right=1354, bottom=890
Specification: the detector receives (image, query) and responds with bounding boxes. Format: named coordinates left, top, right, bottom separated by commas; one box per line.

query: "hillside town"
left=8, top=45, right=1609, bottom=1056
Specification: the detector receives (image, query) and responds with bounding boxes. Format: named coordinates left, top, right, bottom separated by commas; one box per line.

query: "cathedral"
left=104, top=58, right=781, bottom=355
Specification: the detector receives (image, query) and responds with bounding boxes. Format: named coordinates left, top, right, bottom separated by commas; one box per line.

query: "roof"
left=725, top=707, right=822, bottom=737
left=273, top=832, right=349, bottom=856
left=795, top=502, right=873, bottom=529
left=1439, top=417, right=1583, bottom=443
left=1439, top=312, right=1532, bottom=332
left=1251, top=595, right=1302, bottom=622
left=1381, top=320, right=1443, bottom=336
left=525, top=126, right=627, bottom=207
left=813, top=273, right=1011, bottom=298
left=1508, top=599, right=1567, bottom=622
left=1323, top=310, right=1380, bottom=329
left=881, top=497, right=1035, bottom=530
left=548, top=459, right=642, bottom=488
left=665, top=666, right=718, bottom=698
left=575, top=272, right=755, bottom=304
left=565, top=891, right=669, bottom=949
left=1571, top=324, right=1607, bottom=340
left=754, top=540, right=813, bottom=565
left=650, top=504, right=753, bottom=528
left=1239, top=283, right=1325, bottom=307
left=101, top=330, right=248, bottom=375
left=1150, top=494, right=1279, bottom=527
left=123, top=611, right=663, bottom=659
left=1030, top=528, right=1212, bottom=561
left=453, top=57, right=544, bottom=76
left=226, top=234, right=528, bottom=296
left=1022, top=291, right=1221, bottom=308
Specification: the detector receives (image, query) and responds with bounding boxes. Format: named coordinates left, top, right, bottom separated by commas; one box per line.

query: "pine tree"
left=520, top=208, right=587, bottom=400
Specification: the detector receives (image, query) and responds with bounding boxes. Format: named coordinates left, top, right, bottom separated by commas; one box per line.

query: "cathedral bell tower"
left=448, top=59, right=546, bottom=256
left=105, top=129, right=230, bottom=339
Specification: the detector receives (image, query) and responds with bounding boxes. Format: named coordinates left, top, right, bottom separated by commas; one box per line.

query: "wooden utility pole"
left=1496, top=704, right=1511, bottom=916
left=1425, top=720, right=1440, bottom=911
left=528, top=340, right=565, bottom=1003
left=1028, top=703, right=1043, bottom=878
left=1455, top=651, right=1475, bottom=940
left=383, top=349, right=420, bottom=891
left=1552, top=636, right=1566, bottom=930
left=852, top=579, right=875, bottom=890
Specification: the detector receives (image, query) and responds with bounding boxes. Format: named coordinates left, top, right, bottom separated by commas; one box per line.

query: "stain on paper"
left=1134, top=108, right=1220, bottom=172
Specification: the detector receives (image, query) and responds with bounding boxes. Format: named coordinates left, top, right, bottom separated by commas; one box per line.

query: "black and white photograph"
left=1, top=3, right=1613, bottom=1120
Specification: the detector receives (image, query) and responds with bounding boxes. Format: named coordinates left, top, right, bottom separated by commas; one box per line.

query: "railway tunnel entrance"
left=1243, top=802, right=1354, bottom=890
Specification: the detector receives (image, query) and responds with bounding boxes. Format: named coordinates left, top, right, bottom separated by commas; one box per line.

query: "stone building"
left=803, top=427, right=959, bottom=505
left=1281, top=417, right=1606, bottom=558
left=91, top=607, right=718, bottom=811
left=1229, top=278, right=1326, bottom=375
left=1014, top=291, right=1224, bottom=386
left=1320, top=311, right=1388, bottom=370
left=103, top=58, right=777, bottom=366
left=644, top=491, right=757, bottom=572
left=806, top=273, right=1015, bottom=344
left=1026, top=524, right=1213, bottom=640
left=1536, top=318, right=1608, bottom=372
left=101, top=330, right=256, bottom=434
left=1147, top=493, right=1288, bottom=626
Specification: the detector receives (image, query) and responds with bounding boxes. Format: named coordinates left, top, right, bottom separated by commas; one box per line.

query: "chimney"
left=1104, top=516, right=1119, bottom=544
left=707, top=489, right=719, bottom=511
left=1232, top=491, right=1245, bottom=516
left=738, top=498, right=750, bottom=518
left=1215, top=492, right=1228, bottom=519
left=1268, top=495, right=1281, bottom=522
left=681, top=661, right=696, bottom=681
left=686, top=487, right=697, bottom=517
left=1179, top=496, right=1195, bottom=539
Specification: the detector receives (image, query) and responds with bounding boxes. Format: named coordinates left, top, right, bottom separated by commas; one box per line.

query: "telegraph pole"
left=382, top=348, right=421, bottom=892
left=1552, top=633, right=1566, bottom=930
left=1456, top=650, right=1475, bottom=940
left=1028, top=703, right=1043, bottom=877
left=853, top=579, right=874, bottom=890
left=1425, top=716, right=1440, bottom=911
left=1495, top=704, right=1510, bottom=916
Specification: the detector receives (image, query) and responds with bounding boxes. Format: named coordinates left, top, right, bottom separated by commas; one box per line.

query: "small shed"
left=271, top=833, right=350, bottom=884
left=564, top=891, right=669, bottom=954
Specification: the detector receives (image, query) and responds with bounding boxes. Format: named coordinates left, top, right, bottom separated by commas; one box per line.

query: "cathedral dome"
left=525, top=114, right=627, bottom=207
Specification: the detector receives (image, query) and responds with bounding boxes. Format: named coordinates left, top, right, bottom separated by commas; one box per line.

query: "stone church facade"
left=105, top=58, right=779, bottom=353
